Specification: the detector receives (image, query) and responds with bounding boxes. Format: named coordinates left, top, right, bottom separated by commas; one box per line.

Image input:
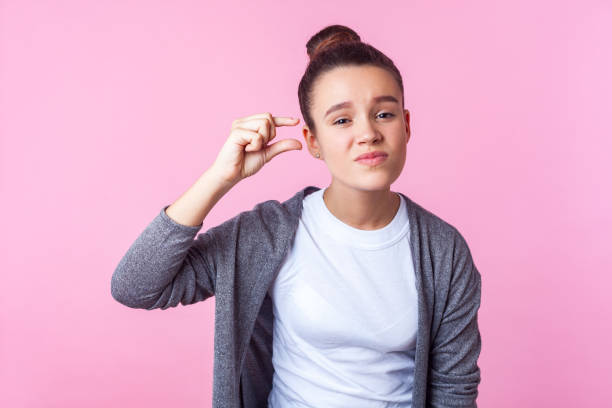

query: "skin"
left=301, top=65, right=411, bottom=231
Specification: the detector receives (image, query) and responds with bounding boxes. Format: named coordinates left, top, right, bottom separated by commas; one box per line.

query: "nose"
left=357, top=119, right=382, bottom=145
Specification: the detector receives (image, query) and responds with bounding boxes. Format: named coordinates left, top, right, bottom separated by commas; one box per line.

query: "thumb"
left=264, top=139, right=303, bottom=162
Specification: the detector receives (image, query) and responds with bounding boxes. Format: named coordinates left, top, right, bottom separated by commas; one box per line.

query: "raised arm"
left=110, top=167, right=236, bottom=309
left=110, top=112, right=302, bottom=310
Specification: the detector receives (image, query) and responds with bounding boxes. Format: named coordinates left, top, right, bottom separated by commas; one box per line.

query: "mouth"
left=355, top=151, right=388, bottom=166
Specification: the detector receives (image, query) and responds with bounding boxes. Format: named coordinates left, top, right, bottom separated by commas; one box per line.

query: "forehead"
left=312, top=65, right=400, bottom=114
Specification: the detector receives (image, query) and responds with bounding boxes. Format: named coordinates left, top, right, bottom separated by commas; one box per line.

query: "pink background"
left=1, top=0, right=610, bottom=406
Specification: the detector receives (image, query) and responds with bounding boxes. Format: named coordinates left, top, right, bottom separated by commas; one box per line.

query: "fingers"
left=272, top=116, right=300, bottom=127
left=232, top=113, right=300, bottom=152
left=230, top=128, right=261, bottom=151
left=264, top=139, right=303, bottom=162
left=254, top=119, right=270, bottom=151
left=233, top=113, right=300, bottom=131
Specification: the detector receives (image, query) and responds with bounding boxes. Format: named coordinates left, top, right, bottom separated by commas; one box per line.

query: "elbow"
left=110, top=271, right=155, bottom=309
left=110, top=272, right=131, bottom=307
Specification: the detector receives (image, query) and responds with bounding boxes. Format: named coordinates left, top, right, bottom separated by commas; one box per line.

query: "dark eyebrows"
left=323, top=95, right=400, bottom=118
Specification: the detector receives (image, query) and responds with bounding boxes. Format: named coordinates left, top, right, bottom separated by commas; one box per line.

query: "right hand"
left=210, top=112, right=303, bottom=185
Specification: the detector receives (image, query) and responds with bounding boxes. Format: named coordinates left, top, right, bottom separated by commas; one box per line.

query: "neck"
left=322, top=180, right=400, bottom=230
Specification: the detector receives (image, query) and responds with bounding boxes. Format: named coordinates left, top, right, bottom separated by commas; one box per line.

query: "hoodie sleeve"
left=110, top=204, right=220, bottom=310
left=427, top=230, right=483, bottom=407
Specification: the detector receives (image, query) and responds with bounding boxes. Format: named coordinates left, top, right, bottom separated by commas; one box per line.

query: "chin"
left=333, top=166, right=400, bottom=191
left=353, top=177, right=394, bottom=192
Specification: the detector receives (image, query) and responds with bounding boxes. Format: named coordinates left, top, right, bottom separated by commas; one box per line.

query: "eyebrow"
left=324, top=95, right=400, bottom=118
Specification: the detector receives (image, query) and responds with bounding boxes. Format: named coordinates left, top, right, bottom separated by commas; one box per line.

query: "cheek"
left=323, top=135, right=353, bottom=155
left=324, top=143, right=354, bottom=170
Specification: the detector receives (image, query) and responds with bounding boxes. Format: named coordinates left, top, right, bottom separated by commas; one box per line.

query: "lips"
left=355, top=151, right=388, bottom=161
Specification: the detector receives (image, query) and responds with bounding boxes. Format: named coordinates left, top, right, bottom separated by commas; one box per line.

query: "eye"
left=333, top=118, right=350, bottom=125
left=332, top=113, right=395, bottom=126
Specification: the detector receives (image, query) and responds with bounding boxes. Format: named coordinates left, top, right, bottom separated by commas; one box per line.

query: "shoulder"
left=244, top=185, right=320, bottom=225
left=399, top=192, right=481, bottom=297
left=399, top=192, right=468, bottom=247
left=399, top=192, right=478, bottom=280
left=205, top=186, right=316, bottom=239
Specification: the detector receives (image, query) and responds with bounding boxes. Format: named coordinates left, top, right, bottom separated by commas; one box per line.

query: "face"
left=302, top=65, right=411, bottom=192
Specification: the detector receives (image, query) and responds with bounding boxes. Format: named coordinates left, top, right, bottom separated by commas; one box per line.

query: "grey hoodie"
left=111, top=185, right=482, bottom=407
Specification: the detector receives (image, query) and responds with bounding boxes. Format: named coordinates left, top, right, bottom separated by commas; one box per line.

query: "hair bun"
left=306, top=24, right=361, bottom=61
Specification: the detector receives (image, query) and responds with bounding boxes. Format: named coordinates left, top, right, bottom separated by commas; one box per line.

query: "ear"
left=302, top=126, right=321, bottom=157
left=404, top=109, right=411, bottom=143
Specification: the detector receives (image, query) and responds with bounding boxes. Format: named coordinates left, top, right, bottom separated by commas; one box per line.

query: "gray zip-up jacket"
left=111, top=185, right=482, bottom=407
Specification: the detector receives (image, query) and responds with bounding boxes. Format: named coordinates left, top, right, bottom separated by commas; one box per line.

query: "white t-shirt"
left=267, top=187, right=418, bottom=407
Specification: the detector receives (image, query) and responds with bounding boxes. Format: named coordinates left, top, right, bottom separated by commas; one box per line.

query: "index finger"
left=273, top=116, right=300, bottom=127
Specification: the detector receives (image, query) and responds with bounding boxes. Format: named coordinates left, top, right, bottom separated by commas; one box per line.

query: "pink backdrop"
left=1, top=0, right=610, bottom=406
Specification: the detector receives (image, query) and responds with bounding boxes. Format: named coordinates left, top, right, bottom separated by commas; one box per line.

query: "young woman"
left=112, top=24, right=482, bottom=408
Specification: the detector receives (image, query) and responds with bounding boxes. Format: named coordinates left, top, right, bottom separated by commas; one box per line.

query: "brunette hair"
left=298, top=24, right=405, bottom=136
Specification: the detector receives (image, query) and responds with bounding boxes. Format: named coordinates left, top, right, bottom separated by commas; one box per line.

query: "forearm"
left=165, top=167, right=238, bottom=227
